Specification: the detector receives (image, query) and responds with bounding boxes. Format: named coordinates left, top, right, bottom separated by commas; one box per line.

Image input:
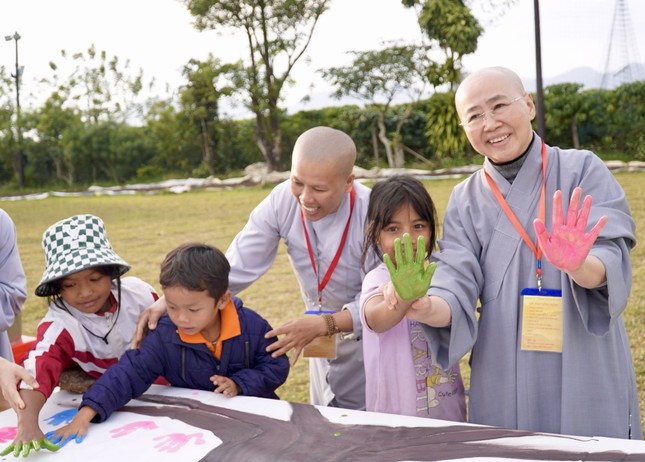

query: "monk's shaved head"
left=292, top=126, right=356, bottom=177
left=289, top=126, right=356, bottom=221
left=455, top=66, right=526, bottom=110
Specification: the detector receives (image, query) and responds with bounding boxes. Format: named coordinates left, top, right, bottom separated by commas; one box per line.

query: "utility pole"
left=533, top=0, right=546, bottom=139
left=4, top=31, right=25, bottom=188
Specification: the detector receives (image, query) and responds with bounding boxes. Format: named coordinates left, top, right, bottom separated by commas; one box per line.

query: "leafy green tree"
left=403, top=0, right=482, bottom=88
left=424, top=91, right=470, bottom=161
left=145, top=102, right=202, bottom=178
left=216, top=118, right=265, bottom=173
left=32, top=90, right=83, bottom=186
left=91, top=122, right=153, bottom=184
left=180, top=55, right=235, bottom=175
left=0, top=68, right=17, bottom=185
left=574, top=88, right=610, bottom=151
left=606, top=81, right=645, bottom=160
left=543, top=83, right=584, bottom=149
left=44, top=45, right=151, bottom=125
left=281, top=104, right=376, bottom=167
left=402, top=0, right=482, bottom=160
left=321, top=45, right=431, bottom=168
left=184, top=0, right=330, bottom=172
left=0, top=65, right=30, bottom=187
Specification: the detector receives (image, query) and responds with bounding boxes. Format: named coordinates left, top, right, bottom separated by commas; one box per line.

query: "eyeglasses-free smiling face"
left=59, top=268, right=113, bottom=314
left=456, top=68, right=536, bottom=164
left=378, top=202, right=431, bottom=263
left=290, top=157, right=353, bottom=222
left=164, top=285, right=228, bottom=341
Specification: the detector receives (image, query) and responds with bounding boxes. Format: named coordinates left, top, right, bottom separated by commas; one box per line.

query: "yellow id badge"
left=302, top=310, right=337, bottom=359
left=520, top=288, right=563, bottom=353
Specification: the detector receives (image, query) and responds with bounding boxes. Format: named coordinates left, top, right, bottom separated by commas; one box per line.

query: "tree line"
left=0, top=0, right=643, bottom=190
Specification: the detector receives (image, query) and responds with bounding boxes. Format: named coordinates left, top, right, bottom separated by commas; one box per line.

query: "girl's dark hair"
left=159, top=242, right=230, bottom=301
left=361, top=175, right=438, bottom=269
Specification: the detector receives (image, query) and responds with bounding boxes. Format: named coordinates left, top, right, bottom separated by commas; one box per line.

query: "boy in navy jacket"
left=49, top=242, right=289, bottom=444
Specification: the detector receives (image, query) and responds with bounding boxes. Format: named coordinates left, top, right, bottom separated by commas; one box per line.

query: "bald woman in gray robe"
left=412, top=67, right=640, bottom=439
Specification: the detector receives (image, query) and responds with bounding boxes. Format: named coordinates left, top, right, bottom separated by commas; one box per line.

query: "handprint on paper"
left=44, top=408, right=78, bottom=426
left=153, top=433, right=206, bottom=453
left=0, top=426, right=17, bottom=443
left=110, top=421, right=159, bottom=438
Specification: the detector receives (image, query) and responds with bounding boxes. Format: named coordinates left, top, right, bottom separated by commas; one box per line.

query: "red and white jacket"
left=21, top=277, right=158, bottom=398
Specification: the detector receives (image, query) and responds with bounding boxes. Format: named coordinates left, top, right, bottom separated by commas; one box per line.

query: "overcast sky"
left=2, top=0, right=644, bottom=116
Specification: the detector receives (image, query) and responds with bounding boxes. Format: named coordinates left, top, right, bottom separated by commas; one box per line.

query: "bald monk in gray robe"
left=397, top=66, right=640, bottom=439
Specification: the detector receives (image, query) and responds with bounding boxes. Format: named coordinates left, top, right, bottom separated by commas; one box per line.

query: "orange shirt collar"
left=177, top=299, right=240, bottom=359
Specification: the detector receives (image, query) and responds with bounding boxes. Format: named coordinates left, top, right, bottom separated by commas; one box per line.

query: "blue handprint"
left=45, top=430, right=85, bottom=448
left=44, top=408, right=78, bottom=426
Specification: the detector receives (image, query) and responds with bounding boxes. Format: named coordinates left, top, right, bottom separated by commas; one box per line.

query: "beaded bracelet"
left=321, top=314, right=340, bottom=337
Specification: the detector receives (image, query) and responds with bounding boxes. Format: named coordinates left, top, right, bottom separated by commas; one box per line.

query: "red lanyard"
left=484, top=140, right=547, bottom=289
left=301, top=186, right=355, bottom=308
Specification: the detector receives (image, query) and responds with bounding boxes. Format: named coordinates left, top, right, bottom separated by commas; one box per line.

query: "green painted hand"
left=383, top=234, right=436, bottom=301
left=0, top=438, right=60, bottom=457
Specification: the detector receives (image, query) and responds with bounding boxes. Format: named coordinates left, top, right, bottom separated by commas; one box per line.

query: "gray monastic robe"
left=423, top=134, right=641, bottom=439
left=226, top=180, right=379, bottom=410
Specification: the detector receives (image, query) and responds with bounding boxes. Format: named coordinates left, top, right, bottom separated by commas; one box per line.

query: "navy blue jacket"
left=82, top=297, right=290, bottom=422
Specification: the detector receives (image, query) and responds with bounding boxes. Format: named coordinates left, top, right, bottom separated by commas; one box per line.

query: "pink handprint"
left=109, top=420, right=159, bottom=438
left=533, top=187, right=607, bottom=272
left=153, top=433, right=205, bottom=453
left=0, top=427, right=17, bottom=443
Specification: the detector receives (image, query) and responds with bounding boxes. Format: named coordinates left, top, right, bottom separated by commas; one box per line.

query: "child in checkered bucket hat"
left=12, top=215, right=158, bottom=455
left=36, top=214, right=130, bottom=297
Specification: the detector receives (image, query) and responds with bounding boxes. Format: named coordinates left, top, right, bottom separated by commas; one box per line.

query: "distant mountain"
left=522, top=63, right=645, bottom=91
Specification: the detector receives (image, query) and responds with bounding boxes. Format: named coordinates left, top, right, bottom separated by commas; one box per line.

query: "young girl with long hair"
left=360, top=176, right=466, bottom=421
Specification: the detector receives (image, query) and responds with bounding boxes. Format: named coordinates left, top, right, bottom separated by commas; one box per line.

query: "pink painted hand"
left=533, top=187, right=607, bottom=272
left=109, top=421, right=159, bottom=438
left=153, top=433, right=206, bottom=453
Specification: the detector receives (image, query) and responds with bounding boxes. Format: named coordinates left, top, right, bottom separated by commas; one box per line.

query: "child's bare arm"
left=14, top=390, right=47, bottom=442
left=362, top=282, right=412, bottom=333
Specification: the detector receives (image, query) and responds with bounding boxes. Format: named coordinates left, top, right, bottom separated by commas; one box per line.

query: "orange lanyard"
left=484, top=140, right=547, bottom=290
left=301, top=187, right=355, bottom=308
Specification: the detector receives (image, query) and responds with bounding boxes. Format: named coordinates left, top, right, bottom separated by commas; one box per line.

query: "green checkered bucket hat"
left=35, top=214, right=130, bottom=297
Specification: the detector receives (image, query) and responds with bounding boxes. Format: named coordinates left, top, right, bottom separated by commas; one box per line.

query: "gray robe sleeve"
left=0, top=210, right=27, bottom=360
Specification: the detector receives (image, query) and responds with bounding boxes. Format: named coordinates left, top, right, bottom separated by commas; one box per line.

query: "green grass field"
left=3, top=171, right=645, bottom=427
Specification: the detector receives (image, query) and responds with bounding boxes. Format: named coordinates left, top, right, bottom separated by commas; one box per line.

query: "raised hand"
left=533, top=187, right=607, bottom=272
left=383, top=234, right=436, bottom=301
